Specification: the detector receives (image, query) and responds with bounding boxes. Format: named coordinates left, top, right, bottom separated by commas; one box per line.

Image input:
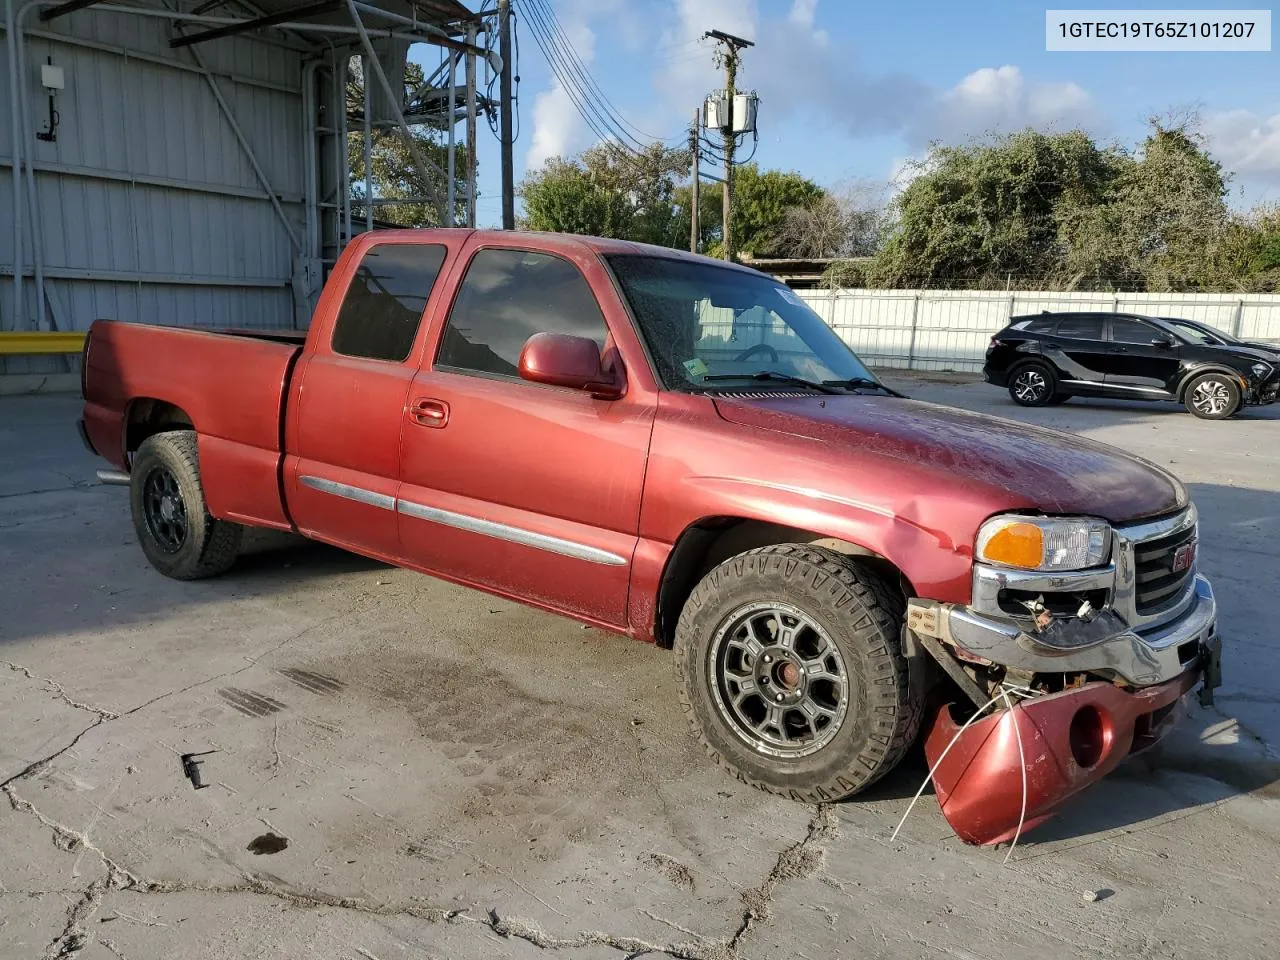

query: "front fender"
left=675, top=475, right=972, bottom=601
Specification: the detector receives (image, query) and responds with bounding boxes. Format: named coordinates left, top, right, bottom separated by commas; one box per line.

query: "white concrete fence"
left=796, top=289, right=1280, bottom=372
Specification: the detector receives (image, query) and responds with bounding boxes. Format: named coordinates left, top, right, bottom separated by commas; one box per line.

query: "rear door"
left=1042, top=313, right=1109, bottom=389
left=285, top=240, right=452, bottom=561
left=1104, top=316, right=1181, bottom=395
left=396, top=241, right=657, bottom=627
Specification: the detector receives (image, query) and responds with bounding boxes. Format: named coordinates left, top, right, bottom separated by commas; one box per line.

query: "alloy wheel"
left=142, top=466, right=188, bottom=553
left=1013, top=369, right=1048, bottom=403
left=708, top=601, right=851, bottom=759
left=1191, top=378, right=1232, bottom=416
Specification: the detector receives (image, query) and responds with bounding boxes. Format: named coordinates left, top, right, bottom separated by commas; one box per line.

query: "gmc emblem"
left=1171, top=541, right=1197, bottom=574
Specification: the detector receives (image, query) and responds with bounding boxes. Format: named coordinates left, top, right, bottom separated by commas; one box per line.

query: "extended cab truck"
left=79, top=230, right=1223, bottom=845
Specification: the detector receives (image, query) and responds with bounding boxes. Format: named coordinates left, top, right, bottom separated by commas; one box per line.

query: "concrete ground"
left=2, top=379, right=1279, bottom=960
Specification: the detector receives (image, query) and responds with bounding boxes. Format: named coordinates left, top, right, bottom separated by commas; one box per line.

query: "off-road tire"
left=129, top=431, right=242, bottom=580
left=1183, top=372, right=1242, bottom=420
left=674, top=544, right=923, bottom=802
left=1008, top=361, right=1058, bottom=407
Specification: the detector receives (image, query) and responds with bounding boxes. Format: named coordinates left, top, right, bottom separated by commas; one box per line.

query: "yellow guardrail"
left=0, top=332, right=87, bottom=355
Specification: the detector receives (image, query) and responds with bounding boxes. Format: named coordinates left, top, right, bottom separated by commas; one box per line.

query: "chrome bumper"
left=930, top=575, right=1217, bottom=687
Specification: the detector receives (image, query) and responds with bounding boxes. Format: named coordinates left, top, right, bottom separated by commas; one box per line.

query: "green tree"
left=1057, top=120, right=1234, bottom=290
left=519, top=142, right=691, bottom=246
left=674, top=164, right=827, bottom=258
left=868, top=129, right=1123, bottom=288
left=347, top=60, right=469, bottom=228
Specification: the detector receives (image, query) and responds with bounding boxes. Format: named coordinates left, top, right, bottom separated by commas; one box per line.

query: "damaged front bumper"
left=925, top=666, right=1205, bottom=845
left=905, top=505, right=1223, bottom=845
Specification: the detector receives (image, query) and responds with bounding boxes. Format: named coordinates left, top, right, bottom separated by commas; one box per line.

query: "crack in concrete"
left=726, top=805, right=838, bottom=953
left=2, top=661, right=121, bottom=721
left=0, top=720, right=106, bottom=792
left=1209, top=705, right=1280, bottom=760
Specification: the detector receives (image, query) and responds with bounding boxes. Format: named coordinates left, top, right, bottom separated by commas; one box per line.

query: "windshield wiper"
left=702, top=371, right=843, bottom=394
left=822, top=377, right=908, bottom=398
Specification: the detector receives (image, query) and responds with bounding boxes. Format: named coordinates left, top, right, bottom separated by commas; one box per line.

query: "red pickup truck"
left=79, top=229, right=1222, bottom=845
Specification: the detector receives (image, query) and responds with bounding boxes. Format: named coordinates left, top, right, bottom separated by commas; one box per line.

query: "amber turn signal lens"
left=979, top=522, right=1045, bottom=569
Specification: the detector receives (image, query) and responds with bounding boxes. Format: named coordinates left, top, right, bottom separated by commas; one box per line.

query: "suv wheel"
left=1184, top=373, right=1241, bottom=420
left=674, top=544, right=922, bottom=802
left=1009, top=363, right=1057, bottom=407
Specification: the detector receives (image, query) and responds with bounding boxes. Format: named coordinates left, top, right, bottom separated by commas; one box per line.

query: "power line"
left=524, top=0, right=683, bottom=144
left=517, top=0, right=681, bottom=158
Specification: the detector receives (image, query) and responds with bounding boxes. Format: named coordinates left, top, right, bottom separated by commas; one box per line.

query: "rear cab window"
left=331, top=244, right=449, bottom=362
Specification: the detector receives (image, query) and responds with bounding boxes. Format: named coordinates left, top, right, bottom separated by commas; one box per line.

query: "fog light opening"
left=1069, top=705, right=1105, bottom=769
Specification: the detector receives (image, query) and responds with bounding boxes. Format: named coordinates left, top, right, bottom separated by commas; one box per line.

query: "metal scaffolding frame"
left=3, top=0, right=495, bottom=335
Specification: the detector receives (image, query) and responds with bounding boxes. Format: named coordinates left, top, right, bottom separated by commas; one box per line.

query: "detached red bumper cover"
left=925, top=669, right=1201, bottom=846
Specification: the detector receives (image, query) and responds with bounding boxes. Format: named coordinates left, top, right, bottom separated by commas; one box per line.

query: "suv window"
left=1110, top=317, right=1160, bottom=344
left=1020, top=317, right=1057, bottom=333
left=1054, top=315, right=1104, bottom=340
left=332, top=244, right=447, bottom=362
left=438, top=248, right=609, bottom=378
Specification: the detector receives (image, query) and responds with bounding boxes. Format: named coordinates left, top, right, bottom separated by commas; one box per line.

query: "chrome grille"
left=1133, top=523, right=1197, bottom=615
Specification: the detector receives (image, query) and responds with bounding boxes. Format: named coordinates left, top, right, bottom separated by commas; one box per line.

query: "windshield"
left=1163, top=318, right=1233, bottom=345
left=605, top=255, right=876, bottom=391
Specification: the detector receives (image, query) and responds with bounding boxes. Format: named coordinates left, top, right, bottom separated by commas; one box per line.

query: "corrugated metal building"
left=2, top=0, right=484, bottom=378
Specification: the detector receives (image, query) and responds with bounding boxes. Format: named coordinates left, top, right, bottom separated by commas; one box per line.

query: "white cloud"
left=1204, top=109, right=1280, bottom=188
left=523, top=0, right=610, bottom=171
left=914, top=65, right=1099, bottom=145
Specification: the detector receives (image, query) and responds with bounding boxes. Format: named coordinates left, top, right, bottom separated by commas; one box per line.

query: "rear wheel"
left=674, top=544, right=922, bottom=802
left=1008, top=363, right=1057, bottom=407
left=130, top=431, right=242, bottom=580
left=1184, top=373, right=1241, bottom=420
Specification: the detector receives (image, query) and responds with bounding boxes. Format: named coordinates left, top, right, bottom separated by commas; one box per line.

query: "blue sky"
left=414, top=1, right=1279, bottom=225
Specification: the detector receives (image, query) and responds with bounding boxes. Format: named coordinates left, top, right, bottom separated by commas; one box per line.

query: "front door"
left=285, top=241, right=450, bottom=561
left=397, top=244, right=656, bottom=626
left=1104, top=316, right=1181, bottom=395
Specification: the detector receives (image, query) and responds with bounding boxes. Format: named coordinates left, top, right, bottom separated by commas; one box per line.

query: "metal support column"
left=346, top=0, right=448, bottom=224
left=362, top=53, right=373, bottom=232
left=466, top=25, right=477, bottom=228
left=446, top=49, right=456, bottom=224
left=5, top=0, right=26, bottom=329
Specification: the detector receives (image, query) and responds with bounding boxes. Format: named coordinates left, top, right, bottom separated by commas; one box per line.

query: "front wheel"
left=1184, top=373, right=1241, bottom=420
left=129, top=431, right=243, bottom=580
left=674, top=544, right=922, bottom=802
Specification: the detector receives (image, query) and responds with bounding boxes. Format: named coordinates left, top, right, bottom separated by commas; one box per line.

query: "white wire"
left=889, top=692, right=1005, bottom=842
left=1001, top=688, right=1029, bottom=864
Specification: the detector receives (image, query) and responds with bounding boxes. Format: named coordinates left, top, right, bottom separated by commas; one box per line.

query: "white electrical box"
left=732, top=93, right=758, bottom=134
left=704, top=91, right=758, bottom=134
left=703, top=95, right=727, bottom=132
left=41, top=64, right=65, bottom=91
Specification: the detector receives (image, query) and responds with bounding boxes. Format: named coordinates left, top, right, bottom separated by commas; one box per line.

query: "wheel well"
left=1177, top=367, right=1243, bottom=402
left=125, top=399, right=194, bottom=459
left=1007, top=358, right=1050, bottom=379
left=653, top=517, right=912, bottom=648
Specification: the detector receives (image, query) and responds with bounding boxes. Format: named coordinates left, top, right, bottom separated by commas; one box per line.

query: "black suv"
left=983, top=311, right=1280, bottom=419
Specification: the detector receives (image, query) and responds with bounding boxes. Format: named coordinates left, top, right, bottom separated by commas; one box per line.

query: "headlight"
left=976, top=515, right=1112, bottom=572
left=1251, top=362, right=1271, bottom=379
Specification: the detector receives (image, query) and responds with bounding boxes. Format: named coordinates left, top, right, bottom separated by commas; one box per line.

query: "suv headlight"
left=976, top=515, right=1112, bottom=572
left=1251, top=362, right=1271, bottom=379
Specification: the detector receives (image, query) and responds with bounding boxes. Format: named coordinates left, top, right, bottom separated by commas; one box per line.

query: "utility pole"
left=704, top=29, right=753, bottom=262
left=498, top=0, right=515, bottom=229
left=690, top=110, right=700, bottom=254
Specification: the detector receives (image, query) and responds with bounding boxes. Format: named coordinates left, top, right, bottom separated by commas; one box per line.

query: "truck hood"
left=712, top=394, right=1187, bottom=524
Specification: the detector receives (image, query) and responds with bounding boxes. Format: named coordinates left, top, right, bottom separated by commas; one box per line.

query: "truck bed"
left=82, top=319, right=303, bottom=530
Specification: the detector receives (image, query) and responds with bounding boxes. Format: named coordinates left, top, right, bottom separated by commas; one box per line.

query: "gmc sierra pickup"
left=79, top=229, right=1222, bottom=845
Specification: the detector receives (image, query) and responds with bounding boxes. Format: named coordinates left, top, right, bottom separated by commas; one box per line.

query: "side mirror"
left=518, top=332, right=623, bottom=399
left=1151, top=337, right=1176, bottom=349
